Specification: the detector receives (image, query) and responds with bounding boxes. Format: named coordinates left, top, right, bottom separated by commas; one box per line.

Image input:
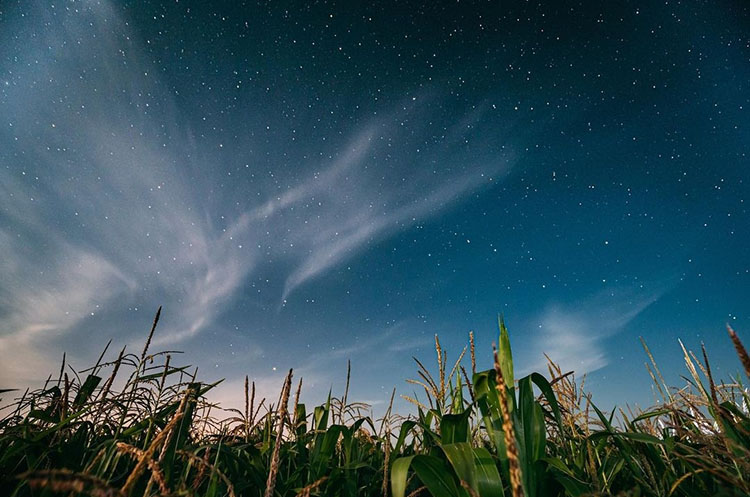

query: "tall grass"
left=2, top=310, right=750, bottom=496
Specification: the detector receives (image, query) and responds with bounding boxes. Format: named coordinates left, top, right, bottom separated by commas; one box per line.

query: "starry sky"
left=0, top=0, right=748, bottom=412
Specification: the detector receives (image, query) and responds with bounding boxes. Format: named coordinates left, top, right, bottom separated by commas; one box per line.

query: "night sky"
left=1, top=0, right=748, bottom=412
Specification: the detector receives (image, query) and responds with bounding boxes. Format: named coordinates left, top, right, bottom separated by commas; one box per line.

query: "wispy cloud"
left=517, top=287, right=666, bottom=376
left=0, top=1, right=510, bottom=387
left=300, top=319, right=431, bottom=365
left=248, top=128, right=376, bottom=222
left=0, top=238, right=135, bottom=385
left=282, top=171, right=499, bottom=300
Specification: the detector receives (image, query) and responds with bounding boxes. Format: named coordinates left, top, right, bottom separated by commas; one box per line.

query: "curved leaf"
left=391, top=456, right=416, bottom=497
left=411, top=454, right=462, bottom=497
left=393, top=420, right=417, bottom=455
left=441, top=443, right=476, bottom=491
left=473, top=447, right=505, bottom=497
left=441, top=410, right=472, bottom=444
left=391, top=454, right=461, bottom=497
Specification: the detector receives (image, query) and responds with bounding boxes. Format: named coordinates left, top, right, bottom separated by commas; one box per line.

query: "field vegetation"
left=2, top=308, right=750, bottom=496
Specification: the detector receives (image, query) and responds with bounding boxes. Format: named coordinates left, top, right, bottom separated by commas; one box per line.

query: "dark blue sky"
left=0, top=0, right=748, bottom=411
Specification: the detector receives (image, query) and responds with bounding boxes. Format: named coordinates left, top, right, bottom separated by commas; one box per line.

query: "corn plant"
left=3, top=308, right=750, bottom=497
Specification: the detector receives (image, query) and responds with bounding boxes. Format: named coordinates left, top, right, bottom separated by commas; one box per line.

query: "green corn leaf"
left=614, top=432, right=664, bottom=445
left=473, top=370, right=506, bottom=423
left=313, top=404, right=328, bottom=432
left=530, top=372, right=563, bottom=434
left=163, top=382, right=201, bottom=485
left=516, top=375, right=546, bottom=497
left=473, top=447, right=505, bottom=497
left=27, top=409, right=57, bottom=423
left=341, top=418, right=368, bottom=465
left=72, top=374, right=101, bottom=410
left=294, top=403, right=307, bottom=437
left=31, top=405, right=93, bottom=442
left=497, top=315, right=514, bottom=390
left=311, top=425, right=345, bottom=477
left=452, top=371, right=465, bottom=413
left=137, top=365, right=191, bottom=382
left=441, top=409, right=472, bottom=444
left=391, top=454, right=462, bottom=497
left=411, top=454, right=464, bottom=497
left=393, top=420, right=417, bottom=455
left=205, top=444, right=223, bottom=497
left=314, top=392, right=331, bottom=433
left=391, top=455, right=416, bottom=497
left=630, top=408, right=673, bottom=424
left=441, top=442, right=477, bottom=492
left=542, top=457, right=577, bottom=478
left=553, top=474, right=591, bottom=497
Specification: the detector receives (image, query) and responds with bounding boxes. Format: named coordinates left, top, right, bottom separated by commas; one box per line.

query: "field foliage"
left=2, top=309, right=750, bottom=497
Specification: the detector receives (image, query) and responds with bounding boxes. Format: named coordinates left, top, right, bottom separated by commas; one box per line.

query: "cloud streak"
left=518, top=287, right=666, bottom=377
left=0, top=1, right=510, bottom=386
left=282, top=170, right=498, bottom=300
left=0, top=237, right=135, bottom=384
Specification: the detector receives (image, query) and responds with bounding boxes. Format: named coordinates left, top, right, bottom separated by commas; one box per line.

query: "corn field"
left=2, top=310, right=750, bottom=497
